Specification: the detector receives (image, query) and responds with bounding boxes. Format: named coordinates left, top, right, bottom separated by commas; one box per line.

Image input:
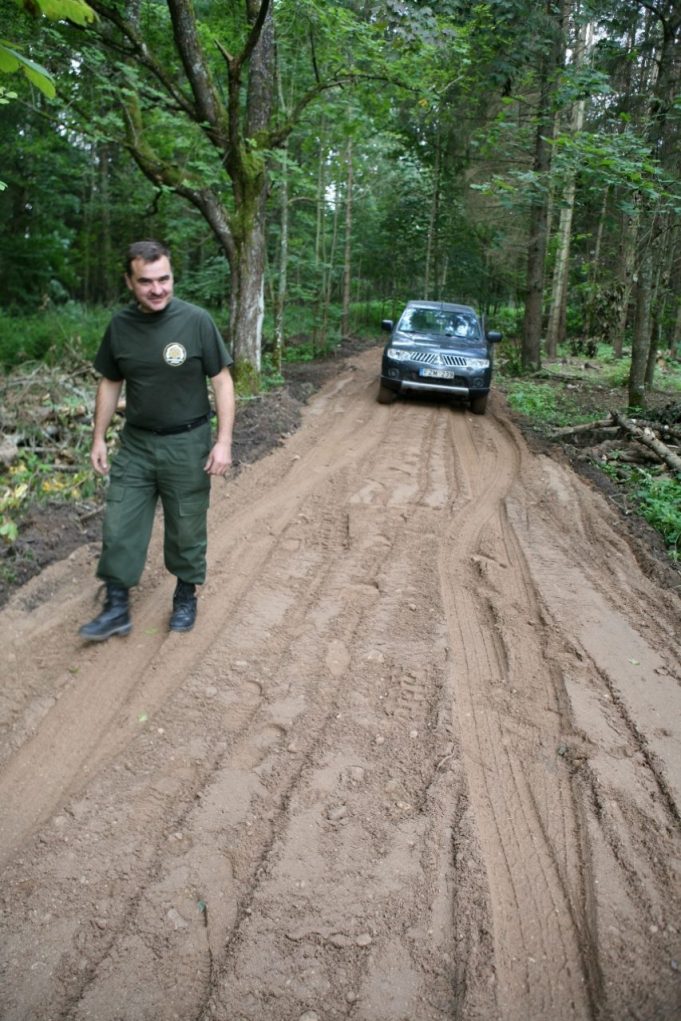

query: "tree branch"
left=265, top=72, right=417, bottom=149
left=611, top=411, right=681, bottom=474
left=88, top=0, right=229, bottom=153
left=166, top=0, right=227, bottom=134
left=236, top=0, right=272, bottom=76
left=87, top=2, right=195, bottom=120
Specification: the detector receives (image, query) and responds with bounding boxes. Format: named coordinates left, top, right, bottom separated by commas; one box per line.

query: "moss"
left=233, top=359, right=261, bottom=397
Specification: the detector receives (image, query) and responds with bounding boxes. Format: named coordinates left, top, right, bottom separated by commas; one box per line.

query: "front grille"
left=411, top=351, right=470, bottom=368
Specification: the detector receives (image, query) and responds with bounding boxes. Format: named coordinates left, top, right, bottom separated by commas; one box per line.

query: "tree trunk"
left=318, top=160, right=341, bottom=350
left=273, top=53, right=291, bottom=376
left=545, top=174, right=576, bottom=357
left=424, top=137, right=441, bottom=301
left=628, top=246, right=653, bottom=409
left=521, top=0, right=565, bottom=371
left=229, top=0, right=274, bottom=381
left=583, top=185, right=609, bottom=342
left=229, top=226, right=266, bottom=383
left=673, top=302, right=681, bottom=359
left=99, top=143, right=114, bottom=303
left=626, top=0, right=681, bottom=400
left=341, top=138, right=353, bottom=339
left=273, top=143, right=289, bottom=375
left=546, top=18, right=587, bottom=357
left=613, top=198, right=640, bottom=358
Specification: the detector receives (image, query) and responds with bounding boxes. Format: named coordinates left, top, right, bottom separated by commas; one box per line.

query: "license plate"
left=421, top=367, right=455, bottom=379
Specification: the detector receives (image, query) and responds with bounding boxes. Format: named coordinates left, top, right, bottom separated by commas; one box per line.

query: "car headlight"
left=386, top=348, right=413, bottom=361
left=466, top=358, right=490, bottom=370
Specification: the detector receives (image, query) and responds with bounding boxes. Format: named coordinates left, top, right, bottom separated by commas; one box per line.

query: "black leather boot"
left=79, top=583, right=131, bottom=642
left=169, top=580, right=197, bottom=632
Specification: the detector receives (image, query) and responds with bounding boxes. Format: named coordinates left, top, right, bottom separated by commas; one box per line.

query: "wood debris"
left=549, top=406, right=681, bottom=475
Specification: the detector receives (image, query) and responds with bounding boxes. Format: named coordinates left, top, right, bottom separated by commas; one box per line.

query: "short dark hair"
left=125, top=240, right=171, bottom=275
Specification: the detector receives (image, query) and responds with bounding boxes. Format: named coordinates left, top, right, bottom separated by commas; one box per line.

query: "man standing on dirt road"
left=79, top=239, right=235, bottom=642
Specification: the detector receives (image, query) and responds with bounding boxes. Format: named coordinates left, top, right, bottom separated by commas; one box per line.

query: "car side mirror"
left=486, top=331, right=502, bottom=343
left=381, top=319, right=393, bottom=332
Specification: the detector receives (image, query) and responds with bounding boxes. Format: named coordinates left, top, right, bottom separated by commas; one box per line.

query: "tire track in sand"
left=437, top=406, right=596, bottom=1020
left=1, top=350, right=679, bottom=1021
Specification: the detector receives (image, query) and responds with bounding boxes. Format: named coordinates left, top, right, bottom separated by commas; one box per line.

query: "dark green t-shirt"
left=94, top=298, right=232, bottom=430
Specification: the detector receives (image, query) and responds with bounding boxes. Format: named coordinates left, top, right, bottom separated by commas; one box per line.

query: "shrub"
left=0, top=304, right=111, bottom=370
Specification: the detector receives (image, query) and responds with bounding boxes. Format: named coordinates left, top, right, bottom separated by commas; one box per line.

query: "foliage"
left=504, top=380, right=594, bottom=426
left=0, top=452, right=97, bottom=546
left=0, top=352, right=103, bottom=546
left=600, top=465, right=681, bottom=561
left=0, top=304, right=110, bottom=369
left=0, top=0, right=679, bottom=384
left=0, top=0, right=95, bottom=98
left=633, top=472, right=681, bottom=559
left=487, top=306, right=524, bottom=339
left=0, top=41, right=55, bottom=97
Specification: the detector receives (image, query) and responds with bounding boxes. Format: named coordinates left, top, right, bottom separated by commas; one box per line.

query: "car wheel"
left=470, top=393, right=488, bottom=415
left=377, top=383, right=398, bottom=405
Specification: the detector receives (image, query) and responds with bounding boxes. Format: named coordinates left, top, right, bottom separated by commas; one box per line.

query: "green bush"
left=601, top=360, right=630, bottom=388
left=487, top=305, right=524, bottom=339
left=506, top=382, right=558, bottom=421
left=633, top=471, right=681, bottom=559
left=0, top=304, right=111, bottom=370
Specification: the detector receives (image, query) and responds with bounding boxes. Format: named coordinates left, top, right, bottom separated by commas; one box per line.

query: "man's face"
left=125, top=255, right=174, bottom=313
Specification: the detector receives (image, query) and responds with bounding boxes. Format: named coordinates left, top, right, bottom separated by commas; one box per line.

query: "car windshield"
left=398, top=307, right=480, bottom=340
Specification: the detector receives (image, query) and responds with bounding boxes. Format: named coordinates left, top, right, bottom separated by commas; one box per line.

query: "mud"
left=1, top=347, right=680, bottom=1021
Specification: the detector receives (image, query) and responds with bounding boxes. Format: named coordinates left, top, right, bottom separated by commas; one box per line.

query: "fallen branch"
left=611, top=411, right=681, bottom=474
left=549, top=418, right=614, bottom=438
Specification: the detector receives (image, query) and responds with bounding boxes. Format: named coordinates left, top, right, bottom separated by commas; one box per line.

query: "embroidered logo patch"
left=163, top=342, right=187, bottom=366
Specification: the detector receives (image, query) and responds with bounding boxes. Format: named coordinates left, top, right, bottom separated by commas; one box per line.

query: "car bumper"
left=380, top=366, right=491, bottom=398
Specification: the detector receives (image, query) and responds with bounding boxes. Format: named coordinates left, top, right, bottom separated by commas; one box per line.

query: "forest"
left=1, top=0, right=680, bottom=561
left=3, top=8, right=681, bottom=1018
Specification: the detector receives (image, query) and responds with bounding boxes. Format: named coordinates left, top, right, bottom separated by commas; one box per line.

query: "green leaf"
left=18, top=0, right=96, bottom=25
left=0, top=41, right=56, bottom=97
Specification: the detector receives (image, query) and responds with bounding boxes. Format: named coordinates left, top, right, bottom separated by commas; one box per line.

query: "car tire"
left=377, top=383, right=398, bottom=404
left=470, top=393, right=488, bottom=415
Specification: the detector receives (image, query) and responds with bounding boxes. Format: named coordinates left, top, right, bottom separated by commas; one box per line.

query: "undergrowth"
left=503, top=380, right=595, bottom=427
left=601, top=465, right=681, bottom=560
left=0, top=304, right=111, bottom=370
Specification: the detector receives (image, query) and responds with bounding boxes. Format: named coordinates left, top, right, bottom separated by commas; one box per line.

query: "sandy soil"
left=1, top=347, right=680, bottom=1021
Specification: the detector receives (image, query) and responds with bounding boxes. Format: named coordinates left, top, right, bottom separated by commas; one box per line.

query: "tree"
left=521, top=0, right=569, bottom=371
left=545, top=13, right=589, bottom=356
left=60, top=0, right=402, bottom=389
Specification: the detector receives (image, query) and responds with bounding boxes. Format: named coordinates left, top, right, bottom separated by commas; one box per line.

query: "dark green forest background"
left=1, top=0, right=680, bottom=404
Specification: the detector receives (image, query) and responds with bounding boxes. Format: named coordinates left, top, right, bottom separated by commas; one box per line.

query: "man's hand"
left=204, top=440, right=232, bottom=476
left=91, top=437, right=110, bottom=476
left=91, top=378, right=123, bottom=476
left=207, top=367, right=235, bottom=477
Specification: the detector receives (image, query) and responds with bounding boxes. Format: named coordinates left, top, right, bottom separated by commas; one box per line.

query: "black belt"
left=131, top=414, right=210, bottom=436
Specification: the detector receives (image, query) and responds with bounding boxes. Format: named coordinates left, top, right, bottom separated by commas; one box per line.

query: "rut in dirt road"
left=0, top=348, right=679, bottom=1021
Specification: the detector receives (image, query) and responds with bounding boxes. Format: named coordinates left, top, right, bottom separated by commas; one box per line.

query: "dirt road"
left=1, top=347, right=680, bottom=1021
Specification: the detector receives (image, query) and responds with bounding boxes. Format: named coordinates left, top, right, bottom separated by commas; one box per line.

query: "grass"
left=600, top=464, right=681, bottom=561
left=0, top=304, right=112, bottom=370
left=503, top=380, right=597, bottom=427
left=633, top=472, right=681, bottom=559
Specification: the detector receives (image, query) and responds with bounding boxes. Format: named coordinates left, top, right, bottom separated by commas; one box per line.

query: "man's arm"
left=91, top=377, right=124, bottom=476
left=205, top=367, right=235, bottom=476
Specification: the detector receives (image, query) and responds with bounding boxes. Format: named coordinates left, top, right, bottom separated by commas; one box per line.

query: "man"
left=79, top=239, right=235, bottom=641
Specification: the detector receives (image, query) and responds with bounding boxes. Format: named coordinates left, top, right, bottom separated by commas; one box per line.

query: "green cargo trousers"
left=97, top=421, right=212, bottom=590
